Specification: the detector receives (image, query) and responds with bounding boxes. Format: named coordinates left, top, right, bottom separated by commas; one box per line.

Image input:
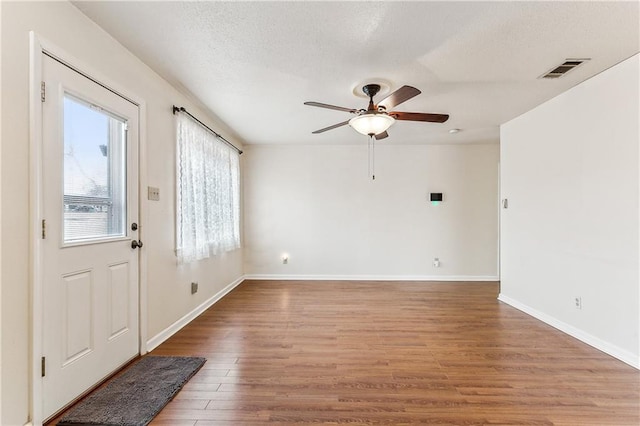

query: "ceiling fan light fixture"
left=349, top=113, right=395, bottom=136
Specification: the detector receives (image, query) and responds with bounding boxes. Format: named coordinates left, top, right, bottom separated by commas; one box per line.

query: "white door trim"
left=29, top=32, right=148, bottom=426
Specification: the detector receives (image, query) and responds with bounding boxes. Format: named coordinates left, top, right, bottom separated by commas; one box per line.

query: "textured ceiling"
left=73, top=1, right=639, bottom=146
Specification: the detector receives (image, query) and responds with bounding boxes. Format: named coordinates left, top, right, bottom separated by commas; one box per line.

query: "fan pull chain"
left=368, top=135, right=376, bottom=180
left=367, top=136, right=371, bottom=178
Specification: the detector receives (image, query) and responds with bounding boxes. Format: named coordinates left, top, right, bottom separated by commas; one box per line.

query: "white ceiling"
left=73, top=1, right=639, bottom=146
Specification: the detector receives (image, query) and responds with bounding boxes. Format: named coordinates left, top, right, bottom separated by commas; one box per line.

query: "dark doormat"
left=57, top=355, right=206, bottom=426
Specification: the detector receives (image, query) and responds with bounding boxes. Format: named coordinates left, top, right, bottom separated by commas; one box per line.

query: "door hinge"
left=41, top=356, right=46, bottom=377
left=42, top=219, right=46, bottom=239
left=41, top=81, right=46, bottom=102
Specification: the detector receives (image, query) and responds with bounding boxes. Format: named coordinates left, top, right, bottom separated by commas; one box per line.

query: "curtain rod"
left=172, top=105, right=243, bottom=155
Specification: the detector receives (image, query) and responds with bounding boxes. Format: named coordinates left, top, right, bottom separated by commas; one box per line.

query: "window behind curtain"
left=176, top=113, right=240, bottom=263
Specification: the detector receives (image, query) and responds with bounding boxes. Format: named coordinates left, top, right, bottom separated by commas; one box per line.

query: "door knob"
left=131, top=239, right=143, bottom=249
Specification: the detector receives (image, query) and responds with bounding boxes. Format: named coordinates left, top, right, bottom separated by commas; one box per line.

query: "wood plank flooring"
left=149, top=280, right=639, bottom=425
left=49, top=280, right=639, bottom=425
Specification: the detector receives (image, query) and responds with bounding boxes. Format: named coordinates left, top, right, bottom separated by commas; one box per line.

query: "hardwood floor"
left=49, top=280, right=639, bottom=425
left=149, top=280, right=639, bottom=425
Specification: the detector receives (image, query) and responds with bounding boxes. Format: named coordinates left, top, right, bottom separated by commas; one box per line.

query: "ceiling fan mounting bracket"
left=362, top=84, right=381, bottom=99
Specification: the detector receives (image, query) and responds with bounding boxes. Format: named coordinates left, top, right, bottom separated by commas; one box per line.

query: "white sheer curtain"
left=176, top=113, right=240, bottom=263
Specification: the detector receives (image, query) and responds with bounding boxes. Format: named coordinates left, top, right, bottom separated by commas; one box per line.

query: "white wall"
left=0, top=1, right=3, bottom=421
left=244, top=144, right=499, bottom=280
left=500, top=54, right=639, bottom=367
left=0, top=2, right=243, bottom=424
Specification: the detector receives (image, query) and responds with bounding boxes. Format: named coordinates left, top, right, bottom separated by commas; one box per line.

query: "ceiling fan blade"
left=391, top=111, right=450, bottom=123
left=377, top=86, right=421, bottom=110
left=304, top=101, right=357, bottom=113
left=311, top=120, right=351, bottom=134
left=374, top=131, right=389, bottom=140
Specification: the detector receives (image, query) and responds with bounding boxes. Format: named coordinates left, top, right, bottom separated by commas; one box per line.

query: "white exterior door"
left=41, top=55, right=140, bottom=419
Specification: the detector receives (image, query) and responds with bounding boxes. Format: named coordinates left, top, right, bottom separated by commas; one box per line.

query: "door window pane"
left=63, top=94, right=127, bottom=243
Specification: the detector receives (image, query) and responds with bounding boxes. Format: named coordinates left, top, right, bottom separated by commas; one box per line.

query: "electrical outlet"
left=148, top=186, right=160, bottom=201
left=282, top=255, right=289, bottom=265
left=191, top=282, right=198, bottom=294
left=433, top=258, right=440, bottom=268
left=574, top=296, right=582, bottom=310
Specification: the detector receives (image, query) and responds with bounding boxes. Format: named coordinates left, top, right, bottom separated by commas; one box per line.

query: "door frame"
left=29, top=32, right=149, bottom=426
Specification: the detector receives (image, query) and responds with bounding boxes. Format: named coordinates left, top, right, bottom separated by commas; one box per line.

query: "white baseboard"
left=498, top=293, right=639, bottom=369
left=244, top=274, right=499, bottom=282
left=146, top=276, right=245, bottom=351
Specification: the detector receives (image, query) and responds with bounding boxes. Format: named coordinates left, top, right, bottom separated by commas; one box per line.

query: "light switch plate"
left=148, top=186, right=160, bottom=201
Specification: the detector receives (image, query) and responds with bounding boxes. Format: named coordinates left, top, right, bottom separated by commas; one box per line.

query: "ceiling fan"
left=304, top=84, right=449, bottom=139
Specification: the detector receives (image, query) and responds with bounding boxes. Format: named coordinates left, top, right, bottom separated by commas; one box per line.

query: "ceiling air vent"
left=540, top=59, right=590, bottom=79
